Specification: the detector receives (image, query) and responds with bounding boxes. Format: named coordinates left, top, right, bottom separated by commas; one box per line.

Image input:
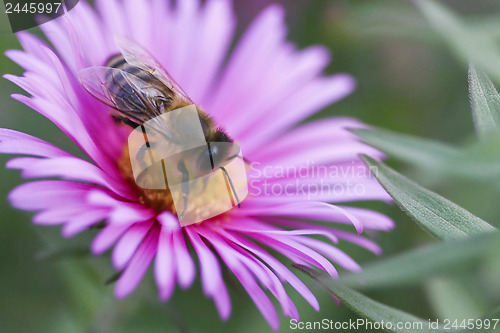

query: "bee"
left=78, top=36, right=241, bottom=218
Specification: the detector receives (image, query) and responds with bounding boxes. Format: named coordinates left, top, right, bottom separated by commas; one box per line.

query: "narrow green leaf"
left=353, top=127, right=500, bottom=184
left=426, top=277, right=487, bottom=321
left=361, top=155, right=496, bottom=240
left=297, top=265, right=500, bottom=333
left=454, top=136, right=500, bottom=182
left=469, top=64, right=500, bottom=136
left=324, top=283, right=431, bottom=333
left=415, top=0, right=500, bottom=83
left=292, top=269, right=439, bottom=333
left=339, top=232, right=500, bottom=289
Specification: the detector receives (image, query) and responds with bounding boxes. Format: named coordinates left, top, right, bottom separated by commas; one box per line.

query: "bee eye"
left=198, top=143, right=225, bottom=172
left=216, top=131, right=231, bottom=142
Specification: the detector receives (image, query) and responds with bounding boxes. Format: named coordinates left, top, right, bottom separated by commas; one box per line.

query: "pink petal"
left=329, top=230, right=383, bottom=255
left=64, top=1, right=110, bottom=66
left=242, top=74, right=355, bottom=153
left=206, top=229, right=280, bottom=330
left=167, top=0, right=200, bottom=84
left=172, top=230, right=196, bottom=288
left=154, top=228, right=176, bottom=301
left=8, top=180, right=97, bottom=210
left=92, top=223, right=131, bottom=255
left=217, top=229, right=319, bottom=311
left=115, top=224, right=160, bottom=298
left=0, top=128, right=70, bottom=158
left=62, top=208, right=109, bottom=237
left=33, top=205, right=104, bottom=225
left=208, top=5, right=286, bottom=120
left=249, top=118, right=371, bottom=162
left=95, top=0, right=129, bottom=38
left=189, top=0, right=235, bottom=104
left=298, top=238, right=361, bottom=272
left=87, top=191, right=155, bottom=225
left=112, top=222, right=153, bottom=269
left=16, top=32, right=52, bottom=63
left=234, top=201, right=364, bottom=234
left=187, top=227, right=231, bottom=320
left=5, top=50, right=57, bottom=82
left=6, top=156, right=134, bottom=200
left=39, top=20, right=77, bottom=71
left=227, top=218, right=338, bottom=278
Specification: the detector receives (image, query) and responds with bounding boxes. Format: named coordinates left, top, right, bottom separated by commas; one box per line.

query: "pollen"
left=118, top=146, right=177, bottom=213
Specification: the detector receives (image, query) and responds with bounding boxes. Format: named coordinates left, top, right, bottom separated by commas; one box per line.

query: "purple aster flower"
left=2, top=0, right=393, bottom=329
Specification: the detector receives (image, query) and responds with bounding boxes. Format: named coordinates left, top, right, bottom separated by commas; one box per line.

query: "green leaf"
left=426, top=277, right=487, bottom=321
left=414, top=0, right=500, bottom=83
left=361, top=155, right=496, bottom=240
left=454, top=136, right=500, bottom=182
left=324, top=283, right=431, bottom=333
left=469, top=64, right=500, bottom=136
left=297, top=263, right=500, bottom=333
left=339, top=232, right=500, bottom=289
left=353, top=127, right=500, bottom=185
left=291, top=267, right=440, bottom=333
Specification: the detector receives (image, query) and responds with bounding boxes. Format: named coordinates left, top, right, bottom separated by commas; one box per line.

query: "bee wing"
left=114, top=35, right=193, bottom=104
left=78, top=66, right=165, bottom=124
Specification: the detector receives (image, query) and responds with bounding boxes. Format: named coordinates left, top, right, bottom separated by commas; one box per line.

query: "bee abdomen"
left=105, top=54, right=127, bottom=69
left=105, top=54, right=156, bottom=81
left=104, top=54, right=164, bottom=112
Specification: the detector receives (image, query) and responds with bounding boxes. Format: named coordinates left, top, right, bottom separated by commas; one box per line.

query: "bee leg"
left=135, top=140, right=157, bottom=170
left=135, top=142, right=148, bottom=170
left=220, top=166, right=241, bottom=208
left=134, top=140, right=161, bottom=187
left=116, top=115, right=139, bottom=128
left=177, top=160, right=190, bottom=220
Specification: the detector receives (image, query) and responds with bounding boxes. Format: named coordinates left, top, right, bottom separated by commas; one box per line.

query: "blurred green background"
left=1, top=0, right=500, bottom=332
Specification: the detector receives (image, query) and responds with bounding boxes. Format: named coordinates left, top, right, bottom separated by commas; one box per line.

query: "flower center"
left=118, top=146, right=177, bottom=213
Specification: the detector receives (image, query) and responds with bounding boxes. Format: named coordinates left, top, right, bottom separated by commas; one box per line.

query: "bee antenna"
left=220, top=166, right=241, bottom=208
left=225, top=154, right=251, bottom=166
left=177, top=161, right=190, bottom=219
